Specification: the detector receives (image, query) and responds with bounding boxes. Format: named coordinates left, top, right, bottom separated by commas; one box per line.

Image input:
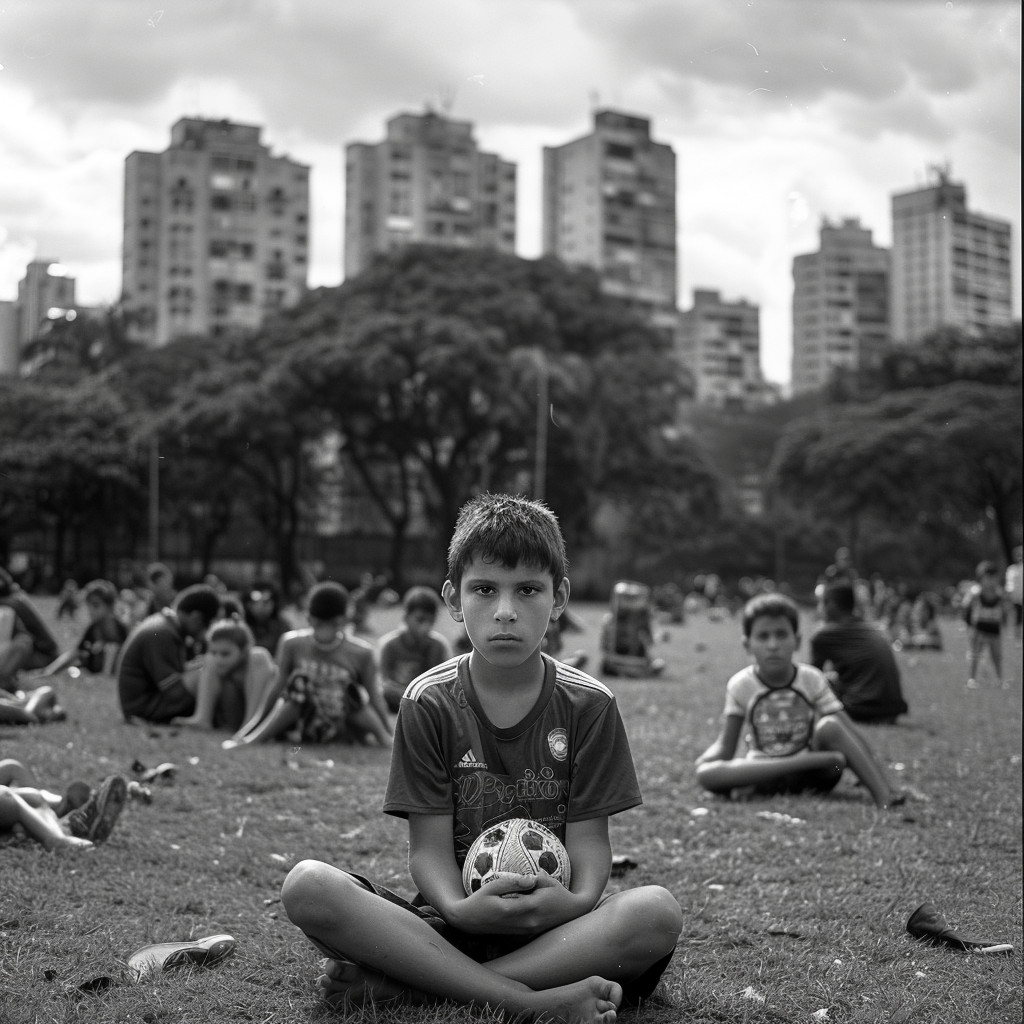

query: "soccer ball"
left=462, top=818, right=571, bottom=895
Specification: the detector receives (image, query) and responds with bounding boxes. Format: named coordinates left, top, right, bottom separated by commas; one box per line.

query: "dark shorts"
left=751, top=763, right=844, bottom=796
left=128, top=680, right=195, bottom=724
left=284, top=673, right=370, bottom=743
left=303, top=871, right=673, bottom=1007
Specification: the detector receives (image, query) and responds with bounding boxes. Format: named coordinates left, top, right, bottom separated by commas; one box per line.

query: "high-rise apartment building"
left=0, top=301, right=18, bottom=375
left=791, top=218, right=889, bottom=394
left=122, top=117, right=310, bottom=346
left=344, top=110, right=516, bottom=277
left=542, top=109, right=676, bottom=329
left=678, top=289, right=766, bottom=409
left=16, top=260, right=77, bottom=346
left=891, top=168, right=1013, bottom=343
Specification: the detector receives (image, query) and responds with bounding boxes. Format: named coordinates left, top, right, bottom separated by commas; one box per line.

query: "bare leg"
left=988, top=635, right=1003, bottom=683
left=0, top=759, right=40, bottom=788
left=223, top=698, right=300, bottom=749
left=0, top=693, right=38, bottom=725
left=348, top=705, right=393, bottom=748
left=281, top=861, right=621, bottom=1022
left=0, top=787, right=92, bottom=851
left=968, top=632, right=981, bottom=685
left=813, top=714, right=897, bottom=807
left=174, top=658, right=221, bottom=729
left=242, top=655, right=280, bottom=726
left=697, top=750, right=846, bottom=795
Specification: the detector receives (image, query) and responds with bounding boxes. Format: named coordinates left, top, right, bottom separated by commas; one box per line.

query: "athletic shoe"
left=67, top=775, right=128, bottom=843
left=907, top=902, right=1014, bottom=954
left=128, top=934, right=237, bottom=980
left=56, top=780, right=92, bottom=818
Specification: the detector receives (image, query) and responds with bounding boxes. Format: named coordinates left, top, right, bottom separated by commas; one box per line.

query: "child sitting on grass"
left=223, top=582, right=392, bottom=749
left=695, top=593, right=904, bottom=808
left=76, top=579, right=130, bottom=675
left=377, top=586, right=453, bottom=713
left=280, top=494, right=682, bottom=1022
left=173, top=617, right=278, bottom=733
left=0, top=759, right=127, bottom=851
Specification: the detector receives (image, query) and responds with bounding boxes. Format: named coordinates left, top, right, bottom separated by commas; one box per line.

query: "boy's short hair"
left=976, top=560, right=997, bottom=580
left=308, top=581, right=349, bottom=621
left=174, top=585, right=222, bottom=626
left=447, top=493, right=567, bottom=593
left=823, top=582, right=856, bottom=616
left=83, top=579, right=118, bottom=608
left=147, top=562, right=173, bottom=586
left=742, top=593, right=800, bottom=637
left=403, top=585, right=440, bottom=618
left=207, top=617, right=254, bottom=651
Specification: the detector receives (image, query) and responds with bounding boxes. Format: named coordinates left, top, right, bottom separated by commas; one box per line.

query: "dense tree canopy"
left=773, top=327, right=1023, bottom=565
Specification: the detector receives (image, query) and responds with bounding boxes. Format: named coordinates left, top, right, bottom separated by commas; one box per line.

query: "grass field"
left=1, top=599, right=1020, bottom=1024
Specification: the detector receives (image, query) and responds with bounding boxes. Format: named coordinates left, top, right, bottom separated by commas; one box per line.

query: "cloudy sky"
left=0, top=0, right=1019, bottom=383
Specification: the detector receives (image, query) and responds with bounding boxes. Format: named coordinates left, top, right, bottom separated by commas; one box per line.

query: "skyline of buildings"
left=344, top=110, right=517, bottom=278
left=541, top=110, right=678, bottom=330
left=0, top=259, right=82, bottom=375
left=121, top=118, right=310, bottom=346
left=791, top=218, right=890, bottom=395
left=890, top=168, right=1013, bottom=344
left=1, top=110, right=1017, bottom=402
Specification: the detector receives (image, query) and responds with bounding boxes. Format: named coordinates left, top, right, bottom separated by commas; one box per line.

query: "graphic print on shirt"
left=749, top=685, right=817, bottom=757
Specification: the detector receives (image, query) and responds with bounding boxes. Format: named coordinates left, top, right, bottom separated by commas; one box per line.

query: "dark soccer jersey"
left=384, top=654, right=642, bottom=870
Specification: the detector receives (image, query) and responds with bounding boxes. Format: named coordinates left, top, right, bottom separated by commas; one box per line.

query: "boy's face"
left=443, top=556, right=569, bottom=672
left=86, top=597, right=111, bottom=623
left=980, top=573, right=999, bottom=595
left=404, top=609, right=435, bottom=639
left=310, top=615, right=344, bottom=645
left=744, top=614, right=799, bottom=680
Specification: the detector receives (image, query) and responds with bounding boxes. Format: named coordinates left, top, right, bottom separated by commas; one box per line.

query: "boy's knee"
left=281, top=859, right=336, bottom=923
left=609, top=886, right=683, bottom=954
left=813, top=715, right=843, bottom=745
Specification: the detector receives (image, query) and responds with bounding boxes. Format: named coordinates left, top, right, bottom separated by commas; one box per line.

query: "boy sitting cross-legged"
left=281, top=494, right=682, bottom=1022
left=223, top=582, right=392, bottom=749
left=695, top=593, right=904, bottom=808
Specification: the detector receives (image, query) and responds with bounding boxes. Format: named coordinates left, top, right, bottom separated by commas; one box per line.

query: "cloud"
left=0, top=0, right=1018, bottom=382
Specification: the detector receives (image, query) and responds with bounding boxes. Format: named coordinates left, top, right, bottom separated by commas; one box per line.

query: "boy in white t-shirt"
left=696, top=593, right=903, bottom=808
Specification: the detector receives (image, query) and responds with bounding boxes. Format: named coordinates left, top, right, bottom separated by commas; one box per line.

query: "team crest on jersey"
left=547, top=728, right=568, bottom=761
left=458, top=749, right=488, bottom=770
left=749, top=686, right=816, bottom=757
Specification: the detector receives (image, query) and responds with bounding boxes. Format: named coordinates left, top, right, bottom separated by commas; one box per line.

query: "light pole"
left=148, top=436, right=160, bottom=562
left=533, top=349, right=549, bottom=503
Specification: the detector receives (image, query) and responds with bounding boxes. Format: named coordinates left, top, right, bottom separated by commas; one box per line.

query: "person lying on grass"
left=173, top=617, right=278, bottom=732
left=0, top=758, right=127, bottom=851
left=281, top=494, right=682, bottom=1023
left=223, top=582, right=392, bottom=750
left=695, top=592, right=905, bottom=808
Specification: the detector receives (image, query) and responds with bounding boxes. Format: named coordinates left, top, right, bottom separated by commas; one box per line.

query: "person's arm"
left=359, top=648, right=393, bottom=734
left=695, top=714, right=743, bottom=765
left=409, top=814, right=604, bottom=938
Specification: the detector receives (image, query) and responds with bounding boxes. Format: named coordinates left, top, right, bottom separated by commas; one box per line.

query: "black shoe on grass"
left=67, top=775, right=128, bottom=843
left=907, top=902, right=1013, bottom=954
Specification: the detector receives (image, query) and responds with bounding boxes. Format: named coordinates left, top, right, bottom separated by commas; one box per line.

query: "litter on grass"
left=690, top=807, right=710, bottom=817
left=741, top=986, right=765, bottom=1003
left=756, top=811, right=805, bottom=825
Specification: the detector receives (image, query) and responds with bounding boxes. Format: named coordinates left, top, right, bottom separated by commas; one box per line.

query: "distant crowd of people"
left=2, top=498, right=1020, bottom=1018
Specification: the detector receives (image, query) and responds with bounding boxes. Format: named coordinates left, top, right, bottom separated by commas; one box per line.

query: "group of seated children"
left=114, top=576, right=464, bottom=752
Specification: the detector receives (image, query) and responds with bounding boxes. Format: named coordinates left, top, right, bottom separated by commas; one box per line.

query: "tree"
left=272, top=246, right=710, bottom=574
left=771, top=381, right=1022, bottom=566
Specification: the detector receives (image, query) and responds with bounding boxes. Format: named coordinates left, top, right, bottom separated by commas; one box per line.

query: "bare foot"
left=533, top=976, right=622, bottom=1023
left=172, top=716, right=212, bottom=729
left=317, top=958, right=421, bottom=1008
left=46, top=835, right=94, bottom=852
